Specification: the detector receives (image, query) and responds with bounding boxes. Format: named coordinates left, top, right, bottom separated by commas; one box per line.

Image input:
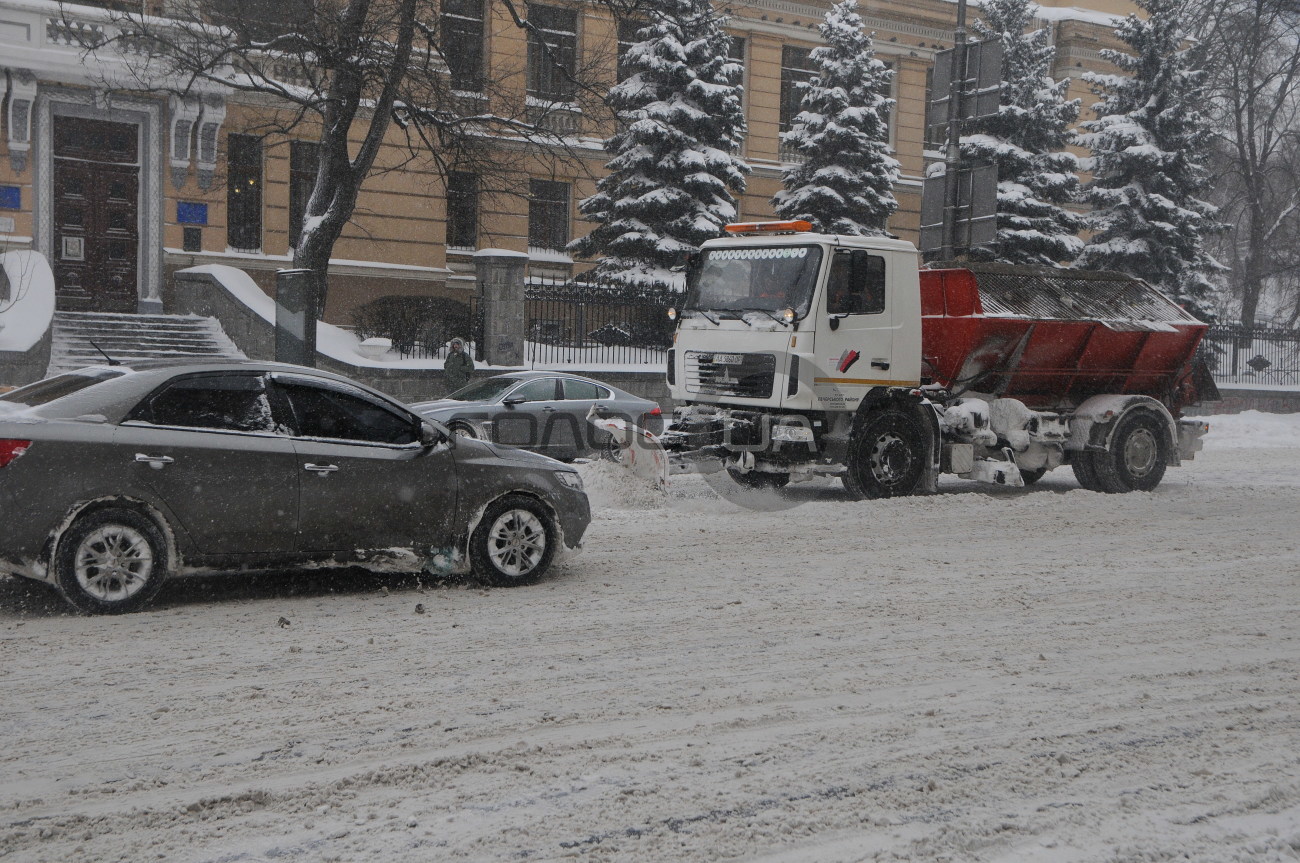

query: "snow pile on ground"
left=1203, top=409, right=1300, bottom=448
left=2, top=416, right=1298, bottom=862
left=0, top=251, right=55, bottom=352
left=577, top=457, right=667, bottom=510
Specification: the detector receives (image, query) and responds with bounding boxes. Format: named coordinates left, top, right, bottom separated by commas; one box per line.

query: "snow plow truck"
left=601, top=219, right=1218, bottom=497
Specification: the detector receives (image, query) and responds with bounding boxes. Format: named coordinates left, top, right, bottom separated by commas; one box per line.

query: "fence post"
left=473, top=249, right=529, bottom=367
left=274, top=268, right=321, bottom=367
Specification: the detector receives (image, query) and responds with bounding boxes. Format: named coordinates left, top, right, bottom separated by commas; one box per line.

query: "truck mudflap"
left=586, top=407, right=670, bottom=489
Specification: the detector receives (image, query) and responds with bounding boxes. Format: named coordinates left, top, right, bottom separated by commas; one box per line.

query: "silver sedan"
left=411, top=371, right=664, bottom=461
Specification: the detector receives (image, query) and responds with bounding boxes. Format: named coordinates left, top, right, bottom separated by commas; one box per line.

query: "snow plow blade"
left=587, top=406, right=670, bottom=490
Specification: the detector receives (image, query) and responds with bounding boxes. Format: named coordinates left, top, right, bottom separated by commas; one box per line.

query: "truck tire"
left=843, top=408, right=927, bottom=500
left=1071, top=454, right=1104, bottom=491
left=1091, top=411, right=1169, bottom=493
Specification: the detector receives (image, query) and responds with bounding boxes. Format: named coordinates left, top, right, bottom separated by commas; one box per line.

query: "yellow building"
left=0, top=0, right=1136, bottom=324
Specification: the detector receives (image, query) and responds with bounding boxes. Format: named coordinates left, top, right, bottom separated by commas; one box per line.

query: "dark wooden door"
left=52, top=117, right=140, bottom=313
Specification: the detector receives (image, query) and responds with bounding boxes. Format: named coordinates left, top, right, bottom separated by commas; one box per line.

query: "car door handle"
left=541, top=406, right=556, bottom=412
left=135, top=453, right=174, bottom=469
left=304, top=463, right=339, bottom=474
left=871, top=359, right=890, bottom=370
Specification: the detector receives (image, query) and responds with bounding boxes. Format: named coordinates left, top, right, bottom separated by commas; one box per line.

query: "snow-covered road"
left=2, top=412, right=1298, bottom=862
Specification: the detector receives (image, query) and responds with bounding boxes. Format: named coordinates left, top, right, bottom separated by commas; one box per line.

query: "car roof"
left=490, top=370, right=612, bottom=384
left=22, top=361, right=393, bottom=422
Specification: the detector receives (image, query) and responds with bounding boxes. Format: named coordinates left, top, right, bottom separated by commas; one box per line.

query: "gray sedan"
left=0, top=362, right=590, bottom=614
left=411, top=371, right=663, bottom=461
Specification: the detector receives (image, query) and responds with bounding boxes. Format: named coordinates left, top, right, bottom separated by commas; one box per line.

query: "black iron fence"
left=351, top=278, right=677, bottom=366
left=524, top=277, right=678, bottom=366
left=1203, top=323, right=1300, bottom=386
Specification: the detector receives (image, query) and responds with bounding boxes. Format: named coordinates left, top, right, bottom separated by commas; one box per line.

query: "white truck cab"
left=668, top=221, right=922, bottom=414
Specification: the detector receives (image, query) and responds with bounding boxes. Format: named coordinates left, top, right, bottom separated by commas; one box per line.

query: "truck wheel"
left=727, top=468, right=790, bottom=490
left=1071, top=453, right=1103, bottom=491
left=469, top=495, right=557, bottom=587
left=1092, top=412, right=1169, bottom=493
left=843, top=408, right=926, bottom=500
left=54, top=507, right=170, bottom=614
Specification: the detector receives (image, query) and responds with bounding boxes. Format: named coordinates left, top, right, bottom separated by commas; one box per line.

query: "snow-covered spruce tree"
left=1077, top=0, right=1221, bottom=315
left=568, top=0, right=748, bottom=290
left=962, top=0, right=1083, bottom=265
left=772, top=0, right=898, bottom=235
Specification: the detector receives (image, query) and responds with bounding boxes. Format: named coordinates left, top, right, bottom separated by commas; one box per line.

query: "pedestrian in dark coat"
left=444, top=338, right=474, bottom=393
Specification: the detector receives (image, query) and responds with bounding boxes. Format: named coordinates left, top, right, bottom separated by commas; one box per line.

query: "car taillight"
left=0, top=439, right=31, bottom=468
left=647, top=406, right=662, bottom=416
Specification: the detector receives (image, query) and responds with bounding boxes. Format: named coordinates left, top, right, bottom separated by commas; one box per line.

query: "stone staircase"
left=48, top=311, right=247, bottom=375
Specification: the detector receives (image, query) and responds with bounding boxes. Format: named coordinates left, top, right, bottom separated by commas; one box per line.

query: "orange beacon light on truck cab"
left=723, top=220, right=813, bottom=234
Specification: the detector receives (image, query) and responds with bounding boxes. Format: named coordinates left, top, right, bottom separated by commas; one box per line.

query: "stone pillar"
left=473, top=249, right=529, bottom=367
left=275, top=268, right=321, bottom=366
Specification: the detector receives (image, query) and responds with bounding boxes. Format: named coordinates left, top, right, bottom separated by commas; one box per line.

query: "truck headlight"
left=555, top=470, right=583, bottom=491
left=771, top=424, right=815, bottom=443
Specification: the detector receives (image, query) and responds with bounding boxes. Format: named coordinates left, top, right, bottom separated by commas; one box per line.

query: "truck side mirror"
left=849, top=249, right=870, bottom=294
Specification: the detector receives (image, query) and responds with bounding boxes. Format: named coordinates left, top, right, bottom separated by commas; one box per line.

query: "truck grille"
left=685, top=351, right=776, bottom=399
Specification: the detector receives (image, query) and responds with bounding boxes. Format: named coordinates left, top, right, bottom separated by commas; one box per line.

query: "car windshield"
left=447, top=377, right=521, bottom=402
left=0, top=368, right=127, bottom=407
left=685, top=245, right=823, bottom=320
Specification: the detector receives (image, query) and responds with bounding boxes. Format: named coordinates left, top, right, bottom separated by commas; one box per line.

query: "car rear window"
left=449, top=377, right=520, bottom=401
left=0, top=368, right=128, bottom=407
left=562, top=379, right=607, bottom=400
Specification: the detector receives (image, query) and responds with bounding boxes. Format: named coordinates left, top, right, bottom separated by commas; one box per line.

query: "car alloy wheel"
left=55, top=507, right=170, bottom=614
left=74, top=524, right=155, bottom=601
left=469, top=494, right=558, bottom=587
left=486, top=509, right=547, bottom=577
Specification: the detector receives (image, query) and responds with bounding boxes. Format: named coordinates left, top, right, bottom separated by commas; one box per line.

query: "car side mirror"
left=420, top=420, right=449, bottom=447
left=503, top=395, right=526, bottom=407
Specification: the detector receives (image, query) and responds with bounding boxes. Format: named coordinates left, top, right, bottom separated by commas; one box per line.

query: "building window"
left=779, top=46, right=816, bottom=136
left=446, top=171, right=478, bottom=249
left=924, top=66, right=944, bottom=150
left=728, top=36, right=747, bottom=154
left=617, top=18, right=646, bottom=83
left=527, top=4, right=578, bottom=102
left=879, top=61, right=895, bottom=145
left=528, top=179, right=570, bottom=252
left=729, top=35, right=746, bottom=72
left=442, top=0, right=485, bottom=92
left=227, top=133, right=262, bottom=252
left=289, top=140, right=319, bottom=249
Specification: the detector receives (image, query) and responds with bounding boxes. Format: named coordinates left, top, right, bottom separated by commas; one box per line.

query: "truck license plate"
left=710, top=353, right=744, bottom=365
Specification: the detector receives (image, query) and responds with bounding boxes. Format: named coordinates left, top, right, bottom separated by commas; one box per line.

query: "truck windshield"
left=685, top=245, right=823, bottom=320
